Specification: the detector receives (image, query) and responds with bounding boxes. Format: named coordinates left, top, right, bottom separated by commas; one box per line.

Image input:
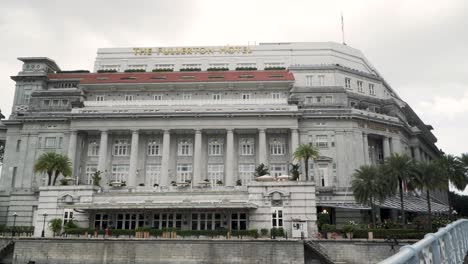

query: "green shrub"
left=109, top=229, right=135, bottom=237
left=270, top=227, right=285, bottom=237
left=264, top=67, right=286, bottom=70
left=180, top=68, right=201, bottom=72
left=49, top=218, right=62, bottom=236
left=321, top=224, right=336, bottom=233
left=97, top=69, right=117, bottom=73
left=342, top=224, right=356, bottom=234
left=64, top=220, right=78, bottom=229
left=232, top=229, right=258, bottom=238
left=152, top=68, right=174, bottom=72
left=260, top=228, right=269, bottom=236
left=207, top=67, right=229, bottom=71
left=353, top=228, right=426, bottom=239
left=235, top=67, right=257, bottom=71
left=124, top=69, right=146, bottom=72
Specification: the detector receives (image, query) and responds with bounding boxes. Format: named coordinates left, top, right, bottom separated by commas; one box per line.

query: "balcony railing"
left=84, top=98, right=288, bottom=107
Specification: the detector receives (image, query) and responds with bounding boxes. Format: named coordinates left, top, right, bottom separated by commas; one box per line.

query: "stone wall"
left=11, top=238, right=304, bottom=264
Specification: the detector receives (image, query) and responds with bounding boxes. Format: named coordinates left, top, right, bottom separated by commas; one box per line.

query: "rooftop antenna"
left=341, top=11, right=347, bottom=45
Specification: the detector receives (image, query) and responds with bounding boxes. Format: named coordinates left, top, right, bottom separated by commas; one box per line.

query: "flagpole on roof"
left=341, top=11, right=346, bottom=45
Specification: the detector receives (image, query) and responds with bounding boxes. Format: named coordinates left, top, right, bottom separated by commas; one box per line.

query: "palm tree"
left=254, top=163, right=269, bottom=177
left=293, top=144, right=319, bottom=181
left=351, top=165, right=393, bottom=227
left=382, top=153, right=415, bottom=226
left=33, top=152, right=72, bottom=186
left=438, top=154, right=467, bottom=215
left=411, top=160, right=446, bottom=230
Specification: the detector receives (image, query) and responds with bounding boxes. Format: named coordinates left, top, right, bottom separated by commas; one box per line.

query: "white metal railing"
left=84, top=98, right=288, bottom=107
left=379, top=219, right=468, bottom=264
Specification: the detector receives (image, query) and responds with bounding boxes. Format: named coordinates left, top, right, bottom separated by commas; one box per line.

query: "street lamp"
left=41, top=213, right=48, bottom=237
left=12, top=212, right=18, bottom=237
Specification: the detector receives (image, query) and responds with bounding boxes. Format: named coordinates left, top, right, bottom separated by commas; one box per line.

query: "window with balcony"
left=147, top=138, right=161, bottom=156
left=345, top=77, right=351, bottom=89
left=318, top=75, right=325, bottom=86
left=63, top=209, right=74, bottom=226
left=113, top=139, right=130, bottom=156
left=357, top=81, right=363, bottom=93
left=86, top=165, right=97, bottom=184
left=271, top=93, right=281, bottom=99
left=369, top=83, right=375, bottom=95
left=208, top=164, right=224, bottom=185
left=154, top=94, right=163, bottom=100
left=125, top=95, right=134, bottom=101
left=208, top=138, right=223, bottom=156
left=43, top=100, right=50, bottom=107
left=271, top=208, right=283, bottom=228
left=270, top=137, right=286, bottom=155
left=88, top=139, right=100, bottom=156
left=270, top=164, right=287, bottom=177
left=238, top=164, right=255, bottom=185
left=45, top=137, right=56, bottom=148
left=146, top=165, right=161, bottom=186
left=325, top=96, right=333, bottom=104
left=154, top=64, right=174, bottom=70
left=178, top=138, right=193, bottom=156
left=241, top=93, right=251, bottom=100
left=315, top=135, right=328, bottom=148
left=111, top=164, right=129, bottom=182
left=22, top=90, right=31, bottom=104
left=96, top=95, right=105, bottom=101
left=306, top=75, right=313, bottom=87
left=239, top=138, right=254, bottom=155
left=177, top=164, right=192, bottom=182
left=212, top=94, right=221, bottom=100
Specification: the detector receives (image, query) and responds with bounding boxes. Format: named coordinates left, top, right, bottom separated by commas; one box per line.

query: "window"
left=154, top=64, right=174, bottom=70
left=264, top=62, right=284, bottom=68
left=153, top=213, right=182, bottom=229
left=231, top=212, right=247, bottom=230
left=182, top=94, right=191, bottom=100
left=127, top=64, right=146, bottom=71
left=113, top=139, right=130, bottom=156
left=23, top=90, right=31, bottom=104
left=125, top=95, right=133, bottom=101
left=16, top=140, right=21, bottom=152
left=11, top=167, right=17, bottom=188
left=58, top=137, right=63, bottom=148
left=111, top=164, right=129, bottom=182
left=100, top=65, right=120, bottom=71
left=325, top=96, right=333, bottom=104
left=52, top=99, right=60, bottom=106
left=315, top=96, right=322, bottom=104
left=236, top=63, right=256, bottom=68
left=63, top=209, right=74, bottom=226
left=239, top=138, right=254, bottom=155
left=94, top=213, right=110, bottom=230
left=191, top=212, right=223, bottom=230
left=271, top=208, right=283, bottom=228
left=147, top=138, right=161, bottom=156
left=270, top=137, right=286, bottom=155
left=86, top=165, right=97, bottom=184
left=271, top=93, right=281, bottom=99
left=270, top=164, right=287, bottom=177
left=154, top=94, right=163, bottom=100
left=306, top=75, right=313, bottom=87
left=212, top=94, right=221, bottom=100
left=209, top=63, right=229, bottom=69
left=345, top=77, right=351, bottom=89
left=116, top=213, right=144, bottom=230
left=318, top=75, right=325, bottom=86
left=62, top=100, right=69, bottom=106
left=88, top=139, right=100, bottom=156
left=43, top=100, right=50, bottom=107
left=208, top=138, right=223, bottom=156
left=369, top=84, right=375, bottom=95
left=208, top=164, right=224, bottom=185
left=241, top=93, right=251, bottom=100
left=357, top=81, right=363, bottom=93
left=239, top=164, right=255, bottom=185
left=146, top=165, right=161, bottom=186
left=96, top=95, right=105, bottom=101
left=177, top=164, right=192, bottom=182
left=178, top=138, right=193, bottom=156
left=182, top=63, right=201, bottom=69
left=315, top=135, right=328, bottom=148
left=318, top=163, right=329, bottom=187
left=45, top=137, right=56, bottom=148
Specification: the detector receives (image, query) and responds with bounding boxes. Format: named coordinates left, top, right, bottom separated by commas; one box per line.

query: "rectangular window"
left=125, top=95, right=133, bottom=101
left=88, top=138, right=100, bottom=156
left=241, top=93, right=251, bottom=100
left=154, top=64, right=174, bottom=70
left=315, top=135, right=328, bottom=148
left=182, top=94, right=191, bottom=100
left=208, top=138, right=223, bottom=156
left=369, top=83, right=375, bottom=95
left=270, top=164, right=287, bottom=177
left=271, top=208, right=283, bottom=228
left=58, top=137, right=63, bottom=148
left=182, top=63, right=202, bottom=69
left=11, top=167, right=17, bottom=188
left=270, top=137, right=286, bottom=155
left=325, top=96, right=333, bottom=104
left=208, top=164, right=224, bottom=185
left=271, top=93, right=281, bottom=99
left=315, top=96, right=322, bottom=104
left=176, top=164, right=192, bottom=182
left=146, top=165, right=161, bottom=186
left=154, top=94, right=163, bottom=100
left=45, top=137, right=56, bottom=148
left=178, top=138, right=193, bottom=156
left=231, top=212, right=247, bottom=230
left=318, top=75, right=325, bottom=86
left=96, top=95, right=105, bottom=101
left=94, top=213, right=110, bottom=230
left=318, top=163, right=329, bottom=187
left=153, top=213, right=182, bottom=230
left=116, top=213, right=144, bottom=230
left=63, top=209, right=74, bottom=226
left=86, top=165, right=97, bottom=184
left=345, top=77, right=351, bottom=89
left=111, top=164, right=129, bottom=182
left=127, top=64, right=147, bottom=71
left=212, top=94, right=221, bottom=100
left=306, top=75, right=313, bottom=87
left=52, top=99, right=60, bottom=106
left=23, top=90, right=31, bottom=104
left=16, top=140, right=21, bottom=152
left=357, top=81, right=363, bottom=93
left=61, top=100, right=69, bottom=106
left=239, top=138, right=254, bottom=155
left=43, top=100, right=50, bottom=106
left=239, top=164, right=255, bottom=185
left=147, top=138, right=162, bottom=156
left=113, top=139, right=130, bottom=156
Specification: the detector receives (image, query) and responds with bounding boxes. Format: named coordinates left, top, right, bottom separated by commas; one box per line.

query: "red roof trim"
left=47, top=71, right=294, bottom=84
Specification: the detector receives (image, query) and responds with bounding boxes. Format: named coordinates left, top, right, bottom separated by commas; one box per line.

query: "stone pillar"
left=290, top=128, right=299, bottom=162
left=392, top=137, right=401, bottom=155
left=363, top=133, right=369, bottom=165
left=383, top=136, right=391, bottom=159
left=67, top=130, right=78, bottom=175
left=128, top=130, right=139, bottom=187
left=258, top=128, right=267, bottom=166
left=193, top=129, right=202, bottom=185
left=97, top=130, right=108, bottom=173
left=225, top=129, right=235, bottom=186
left=160, top=129, right=171, bottom=187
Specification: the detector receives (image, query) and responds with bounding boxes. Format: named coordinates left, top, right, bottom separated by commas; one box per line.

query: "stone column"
left=383, top=136, right=391, bottom=159
left=97, top=130, right=108, bottom=173
left=258, top=128, right=267, bottom=166
left=225, top=129, right=235, bottom=186
left=392, top=137, right=401, bottom=155
left=128, top=130, right=139, bottom=187
left=160, top=129, right=171, bottom=187
left=192, top=129, right=202, bottom=185
left=67, top=130, right=78, bottom=176
left=290, top=128, right=299, bottom=162
left=363, top=133, right=369, bottom=165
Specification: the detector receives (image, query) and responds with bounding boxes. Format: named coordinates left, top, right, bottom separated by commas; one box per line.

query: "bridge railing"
left=379, top=219, right=468, bottom=264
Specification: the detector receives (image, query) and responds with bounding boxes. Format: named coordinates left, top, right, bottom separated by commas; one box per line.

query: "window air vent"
left=238, top=75, right=254, bottom=79
left=151, top=76, right=167, bottom=80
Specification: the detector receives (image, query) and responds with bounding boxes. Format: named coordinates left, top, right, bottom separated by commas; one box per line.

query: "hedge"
left=97, top=69, right=117, bottom=73
left=124, top=69, right=146, bottom=72
left=207, top=67, right=229, bottom=71
left=235, top=67, right=257, bottom=71
left=264, top=67, right=286, bottom=70
left=353, top=229, right=426, bottom=239
left=0, top=225, right=34, bottom=235
left=180, top=68, right=201, bottom=72
left=152, top=68, right=174, bottom=72
left=270, top=227, right=285, bottom=237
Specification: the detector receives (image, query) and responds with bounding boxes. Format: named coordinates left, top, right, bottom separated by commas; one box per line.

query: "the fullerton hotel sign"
left=133, top=46, right=253, bottom=56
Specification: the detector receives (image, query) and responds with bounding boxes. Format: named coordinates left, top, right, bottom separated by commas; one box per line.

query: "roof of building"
left=47, top=70, right=294, bottom=84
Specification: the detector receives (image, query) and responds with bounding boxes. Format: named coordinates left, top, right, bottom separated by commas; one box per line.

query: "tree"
left=289, top=163, right=300, bottom=181
left=254, top=163, right=269, bottom=177
left=293, top=144, right=319, bottom=181
left=33, top=152, right=72, bottom=186
left=411, top=160, right=446, bottom=230
left=438, top=154, right=467, bottom=215
left=49, top=218, right=62, bottom=237
left=351, top=165, right=393, bottom=227
left=91, top=170, right=102, bottom=187
left=382, top=154, right=415, bottom=226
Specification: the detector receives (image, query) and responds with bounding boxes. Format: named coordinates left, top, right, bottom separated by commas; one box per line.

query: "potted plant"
left=236, top=179, right=242, bottom=186
left=216, top=180, right=223, bottom=186
left=60, top=176, right=75, bottom=185
left=289, top=163, right=300, bottom=181
left=343, top=223, right=356, bottom=239
left=91, top=171, right=102, bottom=187
left=322, top=224, right=336, bottom=239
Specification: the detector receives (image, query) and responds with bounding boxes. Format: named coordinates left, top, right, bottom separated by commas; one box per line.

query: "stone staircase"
left=304, top=240, right=337, bottom=264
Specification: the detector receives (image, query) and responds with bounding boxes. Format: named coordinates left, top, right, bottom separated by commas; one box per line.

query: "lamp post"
left=41, top=213, right=48, bottom=237
left=12, top=212, right=18, bottom=237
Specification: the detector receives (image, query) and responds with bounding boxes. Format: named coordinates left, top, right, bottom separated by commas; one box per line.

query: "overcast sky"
left=1, top=0, right=467, bottom=158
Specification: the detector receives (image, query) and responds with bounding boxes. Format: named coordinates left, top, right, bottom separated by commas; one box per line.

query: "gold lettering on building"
left=133, top=46, right=253, bottom=56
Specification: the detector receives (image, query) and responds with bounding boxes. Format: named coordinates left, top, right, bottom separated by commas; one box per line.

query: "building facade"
left=0, top=42, right=446, bottom=237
